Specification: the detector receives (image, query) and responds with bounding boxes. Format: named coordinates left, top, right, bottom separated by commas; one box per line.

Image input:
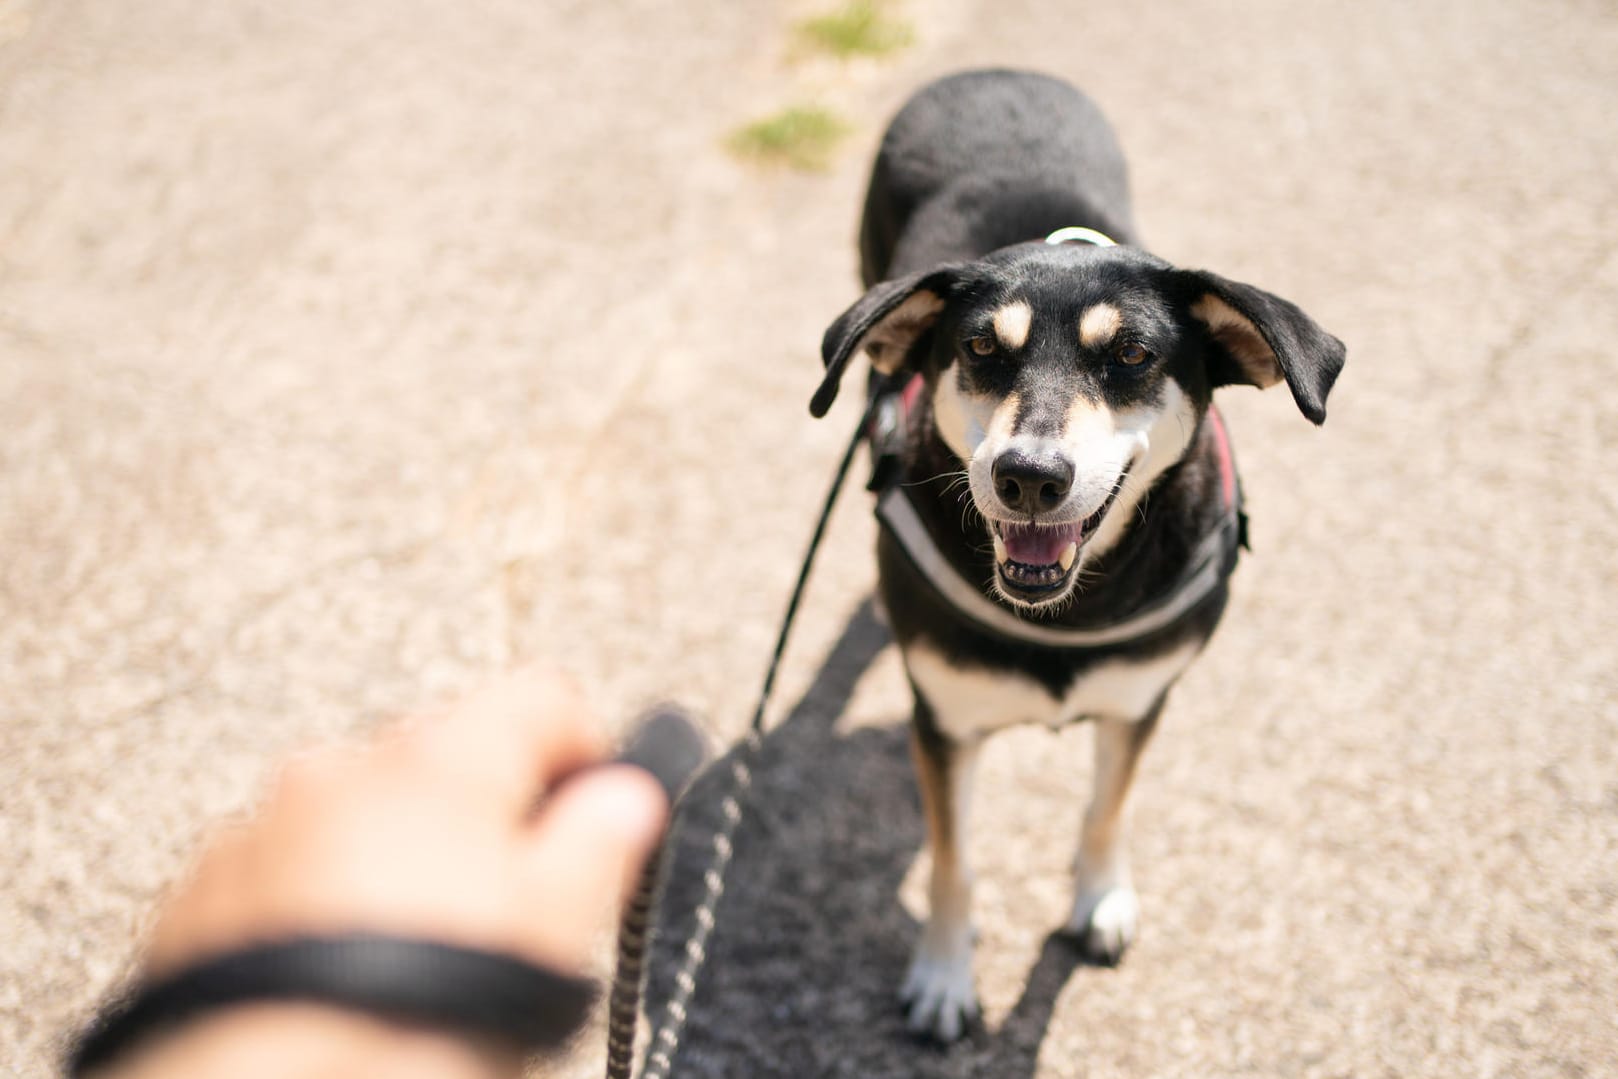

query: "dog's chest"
left=902, top=639, right=1199, bottom=740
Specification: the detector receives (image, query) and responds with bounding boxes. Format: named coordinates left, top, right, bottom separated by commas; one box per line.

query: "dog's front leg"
left=901, top=709, right=982, bottom=1043
left=1065, top=700, right=1164, bottom=964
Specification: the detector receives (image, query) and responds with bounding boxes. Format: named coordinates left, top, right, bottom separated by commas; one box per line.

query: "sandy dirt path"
left=3, top=1, right=1614, bottom=1076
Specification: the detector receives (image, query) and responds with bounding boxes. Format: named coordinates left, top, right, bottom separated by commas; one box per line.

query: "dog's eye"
left=1115, top=342, right=1152, bottom=366
left=967, top=336, right=996, bottom=357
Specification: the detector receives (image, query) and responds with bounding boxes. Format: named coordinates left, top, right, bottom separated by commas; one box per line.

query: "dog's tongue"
left=1001, top=522, right=1083, bottom=565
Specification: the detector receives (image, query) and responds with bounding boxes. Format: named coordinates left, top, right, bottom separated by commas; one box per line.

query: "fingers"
left=513, top=765, right=669, bottom=965
left=411, top=669, right=605, bottom=812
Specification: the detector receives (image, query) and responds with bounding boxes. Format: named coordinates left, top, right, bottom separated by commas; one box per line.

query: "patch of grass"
left=795, top=0, right=914, bottom=59
left=727, top=105, right=851, bottom=172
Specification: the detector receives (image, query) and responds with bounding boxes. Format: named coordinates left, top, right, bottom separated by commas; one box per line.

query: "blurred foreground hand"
left=100, top=671, right=668, bottom=1079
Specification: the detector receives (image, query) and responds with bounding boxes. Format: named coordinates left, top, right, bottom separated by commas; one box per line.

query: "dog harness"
left=872, top=381, right=1246, bottom=651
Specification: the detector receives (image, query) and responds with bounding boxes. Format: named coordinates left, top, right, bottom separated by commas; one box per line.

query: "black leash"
left=604, top=393, right=881, bottom=1079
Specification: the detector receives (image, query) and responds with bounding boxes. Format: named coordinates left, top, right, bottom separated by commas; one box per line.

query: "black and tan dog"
left=810, top=70, right=1345, bottom=1042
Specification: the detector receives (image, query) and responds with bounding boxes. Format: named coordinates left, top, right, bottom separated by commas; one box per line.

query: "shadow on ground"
left=641, top=599, right=1093, bottom=1078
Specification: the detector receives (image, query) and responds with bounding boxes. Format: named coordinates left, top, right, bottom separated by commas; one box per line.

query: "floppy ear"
left=810, top=266, right=961, bottom=418
left=1182, top=270, right=1347, bottom=425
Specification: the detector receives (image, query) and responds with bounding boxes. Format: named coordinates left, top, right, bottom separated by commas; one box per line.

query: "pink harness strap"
left=1206, top=405, right=1237, bottom=510
left=899, top=372, right=926, bottom=414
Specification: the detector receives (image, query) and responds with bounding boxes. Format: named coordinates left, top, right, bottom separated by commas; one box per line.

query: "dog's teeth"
left=992, top=534, right=1008, bottom=564
left=1059, top=542, right=1078, bottom=572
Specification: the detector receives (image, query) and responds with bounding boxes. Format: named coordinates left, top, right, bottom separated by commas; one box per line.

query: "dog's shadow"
left=641, top=599, right=1090, bottom=1079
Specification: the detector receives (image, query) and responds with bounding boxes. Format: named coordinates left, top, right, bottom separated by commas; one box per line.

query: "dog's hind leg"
left=1063, top=698, right=1165, bottom=964
left=901, top=711, right=982, bottom=1043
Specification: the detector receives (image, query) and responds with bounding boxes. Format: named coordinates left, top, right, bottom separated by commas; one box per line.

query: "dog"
left=809, top=69, right=1345, bottom=1043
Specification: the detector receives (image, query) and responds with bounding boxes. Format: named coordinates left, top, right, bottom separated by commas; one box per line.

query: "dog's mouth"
left=987, top=474, right=1127, bottom=604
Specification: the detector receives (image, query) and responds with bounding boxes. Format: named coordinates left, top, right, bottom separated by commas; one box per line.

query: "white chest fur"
left=902, top=639, right=1201, bottom=741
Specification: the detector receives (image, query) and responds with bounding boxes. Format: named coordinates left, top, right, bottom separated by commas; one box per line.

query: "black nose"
left=992, top=450, right=1074, bottom=515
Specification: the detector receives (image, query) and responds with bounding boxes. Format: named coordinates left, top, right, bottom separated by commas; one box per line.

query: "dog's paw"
left=1063, top=884, right=1139, bottom=966
left=899, top=937, right=978, bottom=1043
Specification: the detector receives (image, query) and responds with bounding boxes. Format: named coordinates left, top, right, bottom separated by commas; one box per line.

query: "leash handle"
left=603, top=707, right=705, bottom=1079
left=606, top=842, right=666, bottom=1078
left=611, top=707, right=708, bottom=805
left=609, top=393, right=880, bottom=1079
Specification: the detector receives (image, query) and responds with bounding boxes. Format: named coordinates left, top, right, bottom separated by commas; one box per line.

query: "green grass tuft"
left=727, top=105, right=851, bottom=172
left=795, top=0, right=914, bottom=59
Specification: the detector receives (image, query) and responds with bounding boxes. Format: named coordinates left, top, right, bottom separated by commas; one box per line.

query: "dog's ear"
left=1181, top=270, right=1346, bottom=425
left=810, top=266, right=962, bottom=418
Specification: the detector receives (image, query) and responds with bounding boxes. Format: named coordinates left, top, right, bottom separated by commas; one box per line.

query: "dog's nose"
left=992, top=450, right=1073, bottom=515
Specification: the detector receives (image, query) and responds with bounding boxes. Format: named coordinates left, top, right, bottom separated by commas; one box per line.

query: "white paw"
left=1064, top=884, right=1139, bottom=965
left=899, top=933, right=978, bottom=1043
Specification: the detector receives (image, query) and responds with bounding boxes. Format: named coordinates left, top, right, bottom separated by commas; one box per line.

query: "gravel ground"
left=3, top=1, right=1614, bottom=1077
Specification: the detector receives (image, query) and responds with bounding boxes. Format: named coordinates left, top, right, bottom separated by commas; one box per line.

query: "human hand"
left=145, top=670, right=669, bottom=979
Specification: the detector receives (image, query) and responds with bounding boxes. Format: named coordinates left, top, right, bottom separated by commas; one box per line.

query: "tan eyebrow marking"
left=1078, top=303, right=1123, bottom=348
left=991, top=301, right=1033, bottom=350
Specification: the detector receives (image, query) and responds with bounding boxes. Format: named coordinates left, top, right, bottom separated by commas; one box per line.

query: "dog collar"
left=1044, top=225, right=1117, bottom=247
left=875, top=410, right=1243, bottom=651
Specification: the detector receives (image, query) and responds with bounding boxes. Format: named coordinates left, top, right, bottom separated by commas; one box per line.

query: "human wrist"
left=90, top=1003, right=522, bottom=1079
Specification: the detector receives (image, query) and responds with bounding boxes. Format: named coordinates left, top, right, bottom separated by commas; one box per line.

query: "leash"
left=604, top=392, right=881, bottom=1079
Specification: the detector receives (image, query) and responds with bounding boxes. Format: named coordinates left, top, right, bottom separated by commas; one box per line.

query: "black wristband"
left=67, top=934, right=597, bottom=1076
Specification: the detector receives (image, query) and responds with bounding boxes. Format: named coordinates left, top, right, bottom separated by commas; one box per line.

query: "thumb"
left=513, top=766, right=669, bottom=970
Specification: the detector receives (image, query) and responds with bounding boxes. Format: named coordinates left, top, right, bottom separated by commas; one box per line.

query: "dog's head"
left=812, top=242, right=1345, bottom=609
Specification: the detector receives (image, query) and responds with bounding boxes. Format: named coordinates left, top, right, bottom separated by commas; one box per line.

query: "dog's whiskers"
left=901, top=467, right=971, bottom=491
left=952, top=487, right=986, bottom=532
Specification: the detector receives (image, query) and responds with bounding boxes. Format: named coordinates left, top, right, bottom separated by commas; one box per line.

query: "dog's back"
left=860, top=69, right=1139, bottom=284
